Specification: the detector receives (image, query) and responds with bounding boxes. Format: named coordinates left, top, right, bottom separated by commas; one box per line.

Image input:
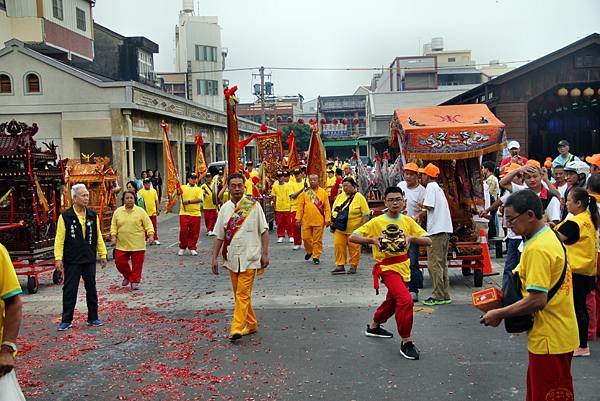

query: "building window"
left=195, top=45, right=217, bottom=62
left=25, top=73, right=41, bottom=94
left=0, top=74, right=12, bottom=94
left=197, top=79, right=219, bottom=96
left=138, top=50, right=155, bottom=82
left=76, top=8, right=86, bottom=31
left=52, top=0, right=63, bottom=20
left=448, top=57, right=456, bottom=62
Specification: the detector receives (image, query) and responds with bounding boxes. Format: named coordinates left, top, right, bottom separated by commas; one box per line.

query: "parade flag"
left=160, top=121, right=181, bottom=213
left=194, top=134, right=208, bottom=178
left=287, top=130, right=301, bottom=170
left=307, top=121, right=327, bottom=188
left=225, top=86, right=241, bottom=175
left=238, top=126, right=283, bottom=181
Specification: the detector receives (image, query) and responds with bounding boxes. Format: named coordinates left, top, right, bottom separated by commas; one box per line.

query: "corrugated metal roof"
left=437, top=68, right=481, bottom=75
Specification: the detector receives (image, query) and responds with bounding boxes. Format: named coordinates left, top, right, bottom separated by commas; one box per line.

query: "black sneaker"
left=304, top=253, right=312, bottom=260
left=400, top=341, right=420, bottom=360
left=364, top=324, right=393, bottom=338
left=331, top=268, right=346, bottom=275
left=313, top=258, right=320, bottom=265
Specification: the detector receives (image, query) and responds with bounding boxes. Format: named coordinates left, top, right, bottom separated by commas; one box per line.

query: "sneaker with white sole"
left=289, top=237, right=294, bottom=243
left=208, top=231, right=216, bottom=236
left=177, top=249, right=185, bottom=256
left=190, top=250, right=198, bottom=256
left=400, top=341, right=420, bottom=360
left=364, top=324, right=393, bottom=338
left=153, top=240, right=161, bottom=245
left=293, top=245, right=300, bottom=250
left=57, top=322, right=72, bottom=331
left=277, top=237, right=284, bottom=243
left=573, top=347, right=591, bottom=357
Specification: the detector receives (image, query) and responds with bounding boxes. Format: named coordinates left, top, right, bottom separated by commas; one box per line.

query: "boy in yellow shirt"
left=138, top=178, right=160, bottom=245
left=271, top=171, right=292, bottom=243
left=178, top=173, right=203, bottom=256
left=288, top=169, right=306, bottom=250
left=200, top=170, right=218, bottom=236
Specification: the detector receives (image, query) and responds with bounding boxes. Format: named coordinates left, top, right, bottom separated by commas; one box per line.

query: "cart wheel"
left=473, top=269, right=484, bottom=287
left=52, top=269, right=63, bottom=285
left=27, top=276, right=39, bottom=294
left=461, top=267, right=473, bottom=276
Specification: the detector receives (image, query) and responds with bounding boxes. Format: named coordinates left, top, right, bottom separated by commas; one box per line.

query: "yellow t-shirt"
left=354, top=214, right=427, bottom=281
left=287, top=179, right=305, bottom=211
left=515, top=226, right=579, bottom=355
left=555, top=211, right=598, bottom=276
left=200, top=183, right=217, bottom=210
left=326, top=176, right=337, bottom=196
left=138, top=188, right=159, bottom=216
left=110, top=206, right=154, bottom=251
left=244, top=179, right=253, bottom=196
left=332, top=191, right=370, bottom=234
left=0, top=244, right=23, bottom=341
left=271, top=182, right=291, bottom=212
left=180, top=184, right=203, bottom=217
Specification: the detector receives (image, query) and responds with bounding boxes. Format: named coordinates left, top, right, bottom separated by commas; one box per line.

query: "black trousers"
left=572, top=273, right=595, bottom=348
left=62, top=262, right=99, bottom=323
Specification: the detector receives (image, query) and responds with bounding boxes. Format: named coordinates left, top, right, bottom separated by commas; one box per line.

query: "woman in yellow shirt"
left=331, top=177, right=370, bottom=274
left=110, top=191, right=155, bottom=290
left=555, top=187, right=599, bottom=357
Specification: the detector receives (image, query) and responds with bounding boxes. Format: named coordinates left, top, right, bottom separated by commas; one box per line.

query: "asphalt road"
left=15, top=213, right=600, bottom=401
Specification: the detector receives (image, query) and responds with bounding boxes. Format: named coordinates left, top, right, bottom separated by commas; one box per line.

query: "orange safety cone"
left=479, top=229, right=494, bottom=276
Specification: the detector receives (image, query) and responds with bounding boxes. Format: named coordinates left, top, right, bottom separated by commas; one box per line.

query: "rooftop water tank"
left=182, top=0, right=194, bottom=14
left=431, top=37, right=444, bottom=51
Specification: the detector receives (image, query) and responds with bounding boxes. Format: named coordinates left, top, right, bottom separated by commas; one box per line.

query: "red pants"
left=290, top=212, right=302, bottom=245
left=586, top=255, right=600, bottom=340
left=373, top=270, right=413, bottom=339
left=115, top=250, right=145, bottom=283
left=276, top=211, right=291, bottom=238
left=179, top=215, right=201, bottom=250
left=204, top=209, right=217, bottom=232
left=149, top=215, right=158, bottom=240
left=526, top=352, right=573, bottom=401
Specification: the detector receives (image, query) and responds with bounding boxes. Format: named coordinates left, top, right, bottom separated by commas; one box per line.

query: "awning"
left=388, top=104, right=505, bottom=160
left=323, top=139, right=368, bottom=148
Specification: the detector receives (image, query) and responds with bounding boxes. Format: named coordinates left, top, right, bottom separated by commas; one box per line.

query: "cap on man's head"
left=143, top=178, right=151, bottom=184
left=403, top=162, right=420, bottom=173
left=188, top=172, right=198, bottom=179
left=526, top=159, right=541, bottom=169
left=585, top=154, right=600, bottom=168
left=507, top=140, right=520, bottom=150
left=557, top=139, right=569, bottom=147
left=418, top=163, right=440, bottom=178
left=327, top=169, right=334, bottom=173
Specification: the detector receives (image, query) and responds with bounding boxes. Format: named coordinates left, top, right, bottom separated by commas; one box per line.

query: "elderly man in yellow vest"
left=296, top=174, right=331, bottom=265
left=211, top=173, right=269, bottom=342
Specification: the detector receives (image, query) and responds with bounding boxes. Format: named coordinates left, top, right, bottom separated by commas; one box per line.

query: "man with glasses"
left=481, top=189, right=577, bottom=401
left=350, top=187, right=431, bottom=360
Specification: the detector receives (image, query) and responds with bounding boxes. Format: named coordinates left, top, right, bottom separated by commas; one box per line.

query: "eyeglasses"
left=505, top=212, right=524, bottom=226
left=385, top=197, right=404, bottom=204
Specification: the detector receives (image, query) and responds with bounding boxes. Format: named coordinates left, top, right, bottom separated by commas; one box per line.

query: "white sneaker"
left=190, top=250, right=198, bottom=256
left=208, top=231, right=216, bottom=236
left=289, top=237, right=294, bottom=243
left=277, top=237, right=284, bottom=243
left=293, top=245, right=300, bottom=250
left=177, top=249, right=185, bottom=256
left=153, top=240, right=161, bottom=245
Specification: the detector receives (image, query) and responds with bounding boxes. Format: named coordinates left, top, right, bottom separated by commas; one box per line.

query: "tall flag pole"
left=160, top=121, right=182, bottom=213
left=224, top=85, right=241, bottom=175
left=307, top=121, right=327, bottom=188
left=287, top=130, right=301, bottom=170
left=194, top=133, right=208, bottom=178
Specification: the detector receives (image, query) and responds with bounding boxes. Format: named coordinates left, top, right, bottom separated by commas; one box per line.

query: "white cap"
left=507, top=140, right=520, bottom=150
left=564, top=160, right=590, bottom=175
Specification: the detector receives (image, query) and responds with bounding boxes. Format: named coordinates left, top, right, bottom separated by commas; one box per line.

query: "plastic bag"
left=0, top=370, right=26, bottom=400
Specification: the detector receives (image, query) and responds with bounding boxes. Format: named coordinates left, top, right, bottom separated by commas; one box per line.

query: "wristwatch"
left=1, top=341, right=17, bottom=354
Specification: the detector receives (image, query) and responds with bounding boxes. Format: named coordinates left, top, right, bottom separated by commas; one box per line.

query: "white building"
left=175, top=0, right=225, bottom=111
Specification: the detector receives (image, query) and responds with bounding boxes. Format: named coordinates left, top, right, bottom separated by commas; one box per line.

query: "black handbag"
left=502, top=231, right=567, bottom=333
left=333, top=194, right=355, bottom=231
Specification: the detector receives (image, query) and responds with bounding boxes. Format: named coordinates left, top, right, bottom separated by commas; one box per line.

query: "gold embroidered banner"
left=194, top=134, right=208, bottom=178
left=160, top=121, right=181, bottom=213
left=307, top=121, right=327, bottom=188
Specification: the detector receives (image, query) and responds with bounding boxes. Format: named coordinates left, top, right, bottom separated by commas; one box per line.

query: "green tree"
left=281, top=123, right=312, bottom=153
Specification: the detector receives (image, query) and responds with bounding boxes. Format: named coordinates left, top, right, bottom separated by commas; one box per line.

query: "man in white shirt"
left=418, top=163, right=453, bottom=306
left=397, top=162, right=427, bottom=301
left=211, top=173, right=269, bottom=342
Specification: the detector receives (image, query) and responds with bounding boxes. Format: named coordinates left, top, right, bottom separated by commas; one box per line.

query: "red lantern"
left=320, top=118, right=326, bottom=125
left=309, top=118, right=315, bottom=124
left=287, top=116, right=293, bottom=123
left=332, top=118, right=339, bottom=125
left=298, top=118, right=305, bottom=124
left=353, top=118, right=359, bottom=125
left=277, top=116, right=283, bottom=123
left=342, top=118, right=348, bottom=125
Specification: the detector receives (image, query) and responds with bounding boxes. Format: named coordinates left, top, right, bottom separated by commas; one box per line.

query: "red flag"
left=306, top=122, right=327, bottom=188
left=225, top=86, right=241, bottom=175
left=287, top=130, right=301, bottom=170
left=160, top=121, right=181, bottom=213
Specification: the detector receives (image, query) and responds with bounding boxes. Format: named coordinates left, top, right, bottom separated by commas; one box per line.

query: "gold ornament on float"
left=583, top=87, right=594, bottom=97
left=557, top=87, right=569, bottom=97
left=570, top=88, right=581, bottom=97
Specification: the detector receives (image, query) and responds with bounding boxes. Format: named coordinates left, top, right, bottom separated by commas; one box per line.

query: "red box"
left=472, top=286, right=503, bottom=312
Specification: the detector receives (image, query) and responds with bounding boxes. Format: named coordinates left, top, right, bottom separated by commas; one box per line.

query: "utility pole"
left=259, top=66, right=266, bottom=124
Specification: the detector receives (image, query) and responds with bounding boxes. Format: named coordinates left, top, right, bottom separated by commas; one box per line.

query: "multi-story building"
left=237, top=95, right=303, bottom=128
left=175, top=0, right=225, bottom=110
left=0, top=0, right=94, bottom=61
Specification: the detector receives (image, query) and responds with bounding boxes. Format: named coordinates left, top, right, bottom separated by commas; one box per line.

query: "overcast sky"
left=93, top=0, right=599, bottom=103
